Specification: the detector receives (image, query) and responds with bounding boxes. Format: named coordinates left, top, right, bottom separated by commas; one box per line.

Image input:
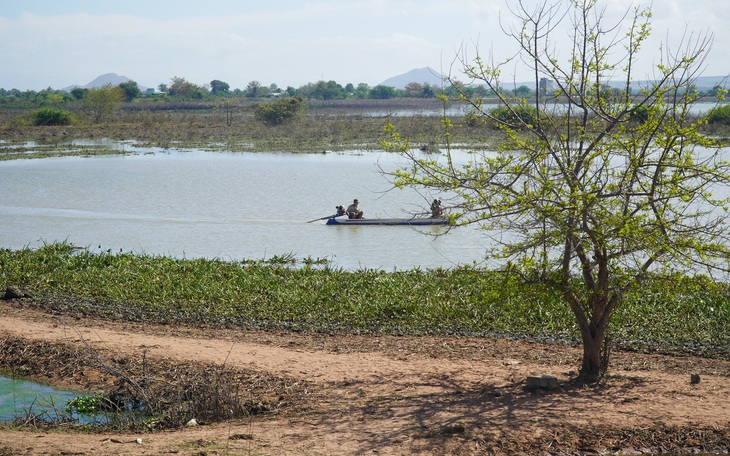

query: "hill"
left=380, top=67, right=446, bottom=90
left=62, top=73, right=147, bottom=91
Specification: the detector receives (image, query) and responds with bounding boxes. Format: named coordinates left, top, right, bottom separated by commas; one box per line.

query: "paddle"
left=307, top=213, right=340, bottom=223
left=307, top=205, right=347, bottom=223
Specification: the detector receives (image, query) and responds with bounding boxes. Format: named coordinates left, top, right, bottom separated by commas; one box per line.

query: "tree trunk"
left=578, top=324, right=607, bottom=383
left=563, top=291, right=612, bottom=383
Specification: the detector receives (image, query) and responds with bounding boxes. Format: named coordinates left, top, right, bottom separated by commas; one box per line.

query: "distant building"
left=539, top=77, right=555, bottom=93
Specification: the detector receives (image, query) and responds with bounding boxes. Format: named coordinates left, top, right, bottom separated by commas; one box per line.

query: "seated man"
left=346, top=199, right=364, bottom=219
left=430, top=199, right=443, bottom=217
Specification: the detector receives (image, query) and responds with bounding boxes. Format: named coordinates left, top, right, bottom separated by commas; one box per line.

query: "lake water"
left=0, top=145, right=491, bottom=270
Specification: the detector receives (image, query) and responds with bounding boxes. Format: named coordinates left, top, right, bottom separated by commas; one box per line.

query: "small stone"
left=136, top=438, right=143, bottom=444
left=186, top=418, right=198, bottom=427
left=493, top=388, right=506, bottom=397
left=690, top=373, right=701, bottom=384
left=526, top=375, right=560, bottom=390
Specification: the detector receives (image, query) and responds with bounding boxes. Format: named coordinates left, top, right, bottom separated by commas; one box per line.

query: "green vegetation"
left=488, top=104, right=539, bottom=127
left=66, top=394, right=108, bottom=415
left=0, top=68, right=725, bottom=108
left=253, top=96, right=307, bottom=126
left=1, top=243, right=728, bottom=357
left=80, top=84, right=125, bottom=123
left=384, top=1, right=730, bottom=382
left=707, top=104, right=730, bottom=125
left=30, top=107, right=73, bottom=126
left=117, top=80, right=141, bottom=102
left=0, top=2, right=727, bottom=387
left=369, top=85, right=397, bottom=99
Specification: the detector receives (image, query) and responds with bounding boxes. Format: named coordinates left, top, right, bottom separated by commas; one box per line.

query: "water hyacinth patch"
left=0, top=242, right=728, bottom=357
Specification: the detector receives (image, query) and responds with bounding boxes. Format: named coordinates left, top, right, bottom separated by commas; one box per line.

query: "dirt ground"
left=0, top=299, right=728, bottom=456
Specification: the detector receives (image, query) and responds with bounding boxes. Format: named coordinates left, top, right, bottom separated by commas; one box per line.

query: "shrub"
left=30, top=108, right=73, bottom=126
left=464, top=110, right=482, bottom=127
left=81, top=85, right=124, bottom=123
left=253, top=97, right=307, bottom=126
left=489, top=104, right=538, bottom=127
left=628, top=104, right=656, bottom=124
left=369, top=85, right=397, bottom=99
left=706, top=104, right=730, bottom=125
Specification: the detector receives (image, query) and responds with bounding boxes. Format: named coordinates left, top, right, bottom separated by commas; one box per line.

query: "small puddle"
left=0, top=375, right=99, bottom=423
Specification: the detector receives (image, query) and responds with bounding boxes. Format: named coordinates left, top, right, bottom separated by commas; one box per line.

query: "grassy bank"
left=2, top=243, right=728, bottom=358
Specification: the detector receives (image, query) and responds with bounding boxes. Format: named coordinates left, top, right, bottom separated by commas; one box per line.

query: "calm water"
left=0, top=375, right=78, bottom=421
left=0, top=146, right=490, bottom=270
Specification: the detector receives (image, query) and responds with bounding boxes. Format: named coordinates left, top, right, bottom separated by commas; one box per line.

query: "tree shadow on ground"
left=299, top=373, right=720, bottom=455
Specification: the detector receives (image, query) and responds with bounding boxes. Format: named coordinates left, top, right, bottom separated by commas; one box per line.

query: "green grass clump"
left=1, top=242, right=728, bottom=357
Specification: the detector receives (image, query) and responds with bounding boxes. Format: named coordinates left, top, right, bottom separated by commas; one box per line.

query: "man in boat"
left=430, top=199, right=443, bottom=218
left=346, top=199, right=364, bottom=219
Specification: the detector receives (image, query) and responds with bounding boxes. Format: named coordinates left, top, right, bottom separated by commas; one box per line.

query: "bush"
left=30, top=108, right=73, bottom=126
left=489, top=104, right=538, bottom=127
left=628, top=104, right=656, bottom=124
left=253, top=97, right=307, bottom=126
left=706, top=104, right=730, bottom=125
left=463, top=110, right=482, bottom=127
left=369, top=85, right=397, bottom=99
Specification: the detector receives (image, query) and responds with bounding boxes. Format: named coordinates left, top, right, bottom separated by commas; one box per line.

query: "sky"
left=1, top=0, right=728, bottom=91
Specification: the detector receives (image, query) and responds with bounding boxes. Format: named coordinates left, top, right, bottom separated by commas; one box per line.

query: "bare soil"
left=0, top=299, right=728, bottom=456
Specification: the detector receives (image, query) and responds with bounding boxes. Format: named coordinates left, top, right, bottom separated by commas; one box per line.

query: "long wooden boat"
left=326, top=216, right=449, bottom=226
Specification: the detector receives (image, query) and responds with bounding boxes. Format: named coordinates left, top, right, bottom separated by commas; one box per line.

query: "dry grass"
left=0, top=99, right=503, bottom=156
left=0, top=336, right=311, bottom=431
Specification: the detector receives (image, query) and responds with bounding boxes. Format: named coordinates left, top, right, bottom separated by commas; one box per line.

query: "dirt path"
left=1, top=300, right=729, bottom=455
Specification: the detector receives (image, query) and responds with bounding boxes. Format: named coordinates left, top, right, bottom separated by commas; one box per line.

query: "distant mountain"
left=62, top=73, right=147, bottom=91
left=380, top=67, right=446, bottom=90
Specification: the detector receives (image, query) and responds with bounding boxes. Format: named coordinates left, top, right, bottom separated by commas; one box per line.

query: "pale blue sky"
left=1, top=0, right=727, bottom=91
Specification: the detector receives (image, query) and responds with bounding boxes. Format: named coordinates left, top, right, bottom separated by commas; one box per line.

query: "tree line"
left=3, top=74, right=726, bottom=111
left=0, top=76, right=534, bottom=105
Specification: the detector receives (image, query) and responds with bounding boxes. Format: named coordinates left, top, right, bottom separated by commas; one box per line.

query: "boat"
left=325, top=216, right=449, bottom=226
